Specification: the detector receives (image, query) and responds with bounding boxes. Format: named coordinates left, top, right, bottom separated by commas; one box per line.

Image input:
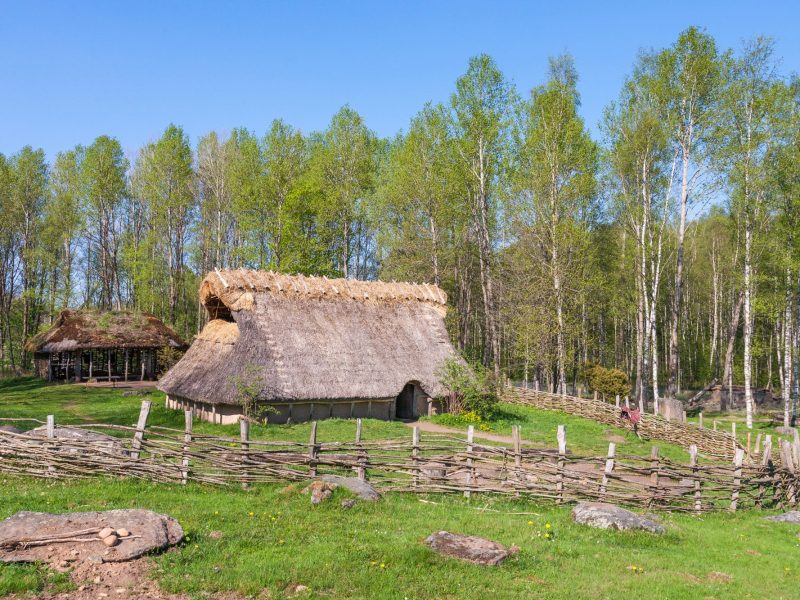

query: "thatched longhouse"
left=158, top=270, right=460, bottom=424
left=26, top=310, right=187, bottom=382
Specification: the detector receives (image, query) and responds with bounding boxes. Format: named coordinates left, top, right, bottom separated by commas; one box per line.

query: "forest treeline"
left=1, top=28, right=798, bottom=428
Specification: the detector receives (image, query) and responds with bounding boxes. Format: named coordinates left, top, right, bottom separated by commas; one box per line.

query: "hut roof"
left=25, top=310, right=188, bottom=353
left=158, top=270, right=459, bottom=405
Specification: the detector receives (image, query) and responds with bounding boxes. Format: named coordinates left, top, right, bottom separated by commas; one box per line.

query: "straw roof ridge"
left=25, top=309, right=188, bottom=353
left=200, top=269, right=448, bottom=312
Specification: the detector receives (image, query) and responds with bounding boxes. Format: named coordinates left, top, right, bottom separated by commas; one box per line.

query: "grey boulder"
left=424, top=531, right=519, bottom=566
left=571, top=502, right=665, bottom=534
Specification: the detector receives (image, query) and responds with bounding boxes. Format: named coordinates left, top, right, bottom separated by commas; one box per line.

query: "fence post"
left=354, top=419, right=366, bottom=480
left=781, top=440, right=797, bottom=506
left=46, top=415, right=55, bottom=477
left=746, top=432, right=752, bottom=457
left=682, top=410, right=687, bottom=423
left=308, top=421, right=318, bottom=478
left=757, top=435, right=772, bottom=508
left=412, top=426, right=420, bottom=489
left=181, top=410, right=192, bottom=485
left=698, top=412, right=704, bottom=429
left=593, top=390, right=598, bottom=401
left=731, top=448, right=744, bottom=512
left=793, top=430, right=800, bottom=466
left=240, top=418, right=250, bottom=489
left=464, top=425, right=474, bottom=498
left=754, top=433, right=762, bottom=457
left=713, top=420, right=718, bottom=431
left=640, top=398, right=645, bottom=414
left=599, top=442, right=615, bottom=502
left=689, top=445, right=701, bottom=513
left=130, top=400, right=151, bottom=460
left=615, top=394, right=620, bottom=408
left=625, top=396, right=630, bottom=409
left=556, top=425, right=566, bottom=504
left=648, top=447, right=660, bottom=508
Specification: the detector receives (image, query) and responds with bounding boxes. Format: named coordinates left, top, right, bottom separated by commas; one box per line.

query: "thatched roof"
left=158, top=270, right=459, bottom=405
left=25, top=310, right=188, bottom=353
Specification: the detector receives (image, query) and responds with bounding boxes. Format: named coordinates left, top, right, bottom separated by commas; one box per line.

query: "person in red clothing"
left=620, top=405, right=642, bottom=438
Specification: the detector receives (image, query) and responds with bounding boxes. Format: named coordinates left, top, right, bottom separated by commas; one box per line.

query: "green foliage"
left=156, top=346, right=184, bottom=378
left=437, top=357, right=498, bottom=419
left=583, top=363, right=630, bottom=400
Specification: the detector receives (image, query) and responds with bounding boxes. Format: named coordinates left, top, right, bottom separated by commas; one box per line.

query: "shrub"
left=156, top=347, right=184, bottom=377
left=583, top=363, right=629, bottom=401
left=437, top=358, right=499, bottom=419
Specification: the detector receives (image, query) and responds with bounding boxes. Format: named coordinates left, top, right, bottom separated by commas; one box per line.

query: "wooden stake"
left=130, top=400, right=151, bottom=460
left=240, top=418, right=250, bottom=489
left=599, top=442, right=616, bottom=501
left=698, top=412, right=703, bottom=429
left=556, top=425, right=566, bottom=504
left=464, top=425, right=474, bottom=498
left=46, top=415, right=55, bottom=477
left=731, top=448, right=744, bottom=511
left=615, top=394, right=620, bottom=408
left=412, top=426, right=420, bottom=489
left=689, top=445, right=701, bottom=513
left=181, top=410, right=192, bottom=485
left=308, top=421, right=318, bottom=478
left=649, top=446, right=660, bottom=508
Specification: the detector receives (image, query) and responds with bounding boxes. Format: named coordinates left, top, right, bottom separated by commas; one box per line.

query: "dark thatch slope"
left=158, top=270, right=459, bottom=406
left=25, top=310, right=188, bottom=353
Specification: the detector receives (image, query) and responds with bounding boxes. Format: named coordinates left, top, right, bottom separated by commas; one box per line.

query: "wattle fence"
left=1, top=400, right=799, bottom=513
left=505, top=387, right=746, bottom=461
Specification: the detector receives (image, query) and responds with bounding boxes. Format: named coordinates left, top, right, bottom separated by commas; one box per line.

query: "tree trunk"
left=743, top=218, right=754, bottom=429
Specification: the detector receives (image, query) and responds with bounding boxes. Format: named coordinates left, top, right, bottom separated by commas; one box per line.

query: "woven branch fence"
left=2, top=402, right=799, bottom=513
left=505, top=387, right=747, bottom=461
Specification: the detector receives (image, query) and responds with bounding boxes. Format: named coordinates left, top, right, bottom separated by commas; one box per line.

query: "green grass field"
left=2, top=379, right=800, bottom=599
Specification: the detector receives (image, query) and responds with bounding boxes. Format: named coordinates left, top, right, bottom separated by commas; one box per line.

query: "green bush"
left=583, top=363, right=629, bottom=401
left=437, top=358, right=498, bottom=419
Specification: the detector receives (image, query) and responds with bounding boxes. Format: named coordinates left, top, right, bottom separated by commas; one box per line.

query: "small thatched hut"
left=158, top=270, right=460, bottom=424
left=26, top=310, right=187, bottom=382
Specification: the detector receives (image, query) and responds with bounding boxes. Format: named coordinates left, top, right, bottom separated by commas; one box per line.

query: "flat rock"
left=23, top=426, right=127, bottom=456
left=319, top=475, right=381, bottom=501
left=571, top=502, right=665, bottom=534
left=0, top=509, right=183, bottom=564
left=764, top=511, right=800, bottom=524
left=424, top=531, right=518, bottom=566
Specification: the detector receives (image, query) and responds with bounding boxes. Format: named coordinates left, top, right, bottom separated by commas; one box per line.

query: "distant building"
left=158, top=270, right=460, bottom=424
left=26, top=310, right=187, bottom=382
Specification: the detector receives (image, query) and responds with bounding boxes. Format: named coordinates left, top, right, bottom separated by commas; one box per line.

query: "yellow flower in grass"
left=545, top=523, right=551, bottom=529
left=248, top=512, right=254, bottom=517
left=380, top=563, right=386, bottom=569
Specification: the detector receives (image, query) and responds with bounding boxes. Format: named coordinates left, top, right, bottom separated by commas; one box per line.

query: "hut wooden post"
left=354, top=419, right=366, bottom=480
left=107, top=350, right=112, bottom=383
left=556, top=425, right=566, bottom=504
left=308, top=421, right=318, bottom=478
left=181, top=410, right=192, bottom=485
left=46, top=415, right=55, bottom=477
left=140, top=351, right=145, bottom=381
left=689, top=445, right=701, bottom=513
left=88, top=352, right=93, bottom=380
left=648, top=447, right=660, bottom=508
left=412, top=426, right=420, bottom=489
left=240, top=418, right=250, bottom=489
left=464, top=425, right=474, bottom=499
left=730, top=448, right=745, bottom=512
left=598, top=442, right=616, bottom=502
left=130, top=400, right=151, bottom=460
left=124, top=349, right=129, bottom=382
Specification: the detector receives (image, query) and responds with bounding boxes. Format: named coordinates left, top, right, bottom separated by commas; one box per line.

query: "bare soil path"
left=402, top=420, right=516, bottom=445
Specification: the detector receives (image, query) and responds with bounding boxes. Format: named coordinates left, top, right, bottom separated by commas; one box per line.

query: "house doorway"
left=396, top=383, right=415, bottom=419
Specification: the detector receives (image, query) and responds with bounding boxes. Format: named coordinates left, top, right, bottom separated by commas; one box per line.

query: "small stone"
left=98, top=527, right=115, bottom=539
left=115, top=587, right=127, bottom=594
left=99, top=593, right=108, bottom=598
left=306, top=481, right=336, bottom=505
left=69, top=549, right=79, bottom=556
left=209, top=530, right=224, bottom=540
left=102, top=534, right=119, bottom=547
left=341, top=499, right=357, bottom=509
left=116, top=528, right=130, bottom=538
left=93, top=576, right=102, bottom=584
left=88, top=556, right=103, bottom=565
left=78, top=585, right=86, bottom=591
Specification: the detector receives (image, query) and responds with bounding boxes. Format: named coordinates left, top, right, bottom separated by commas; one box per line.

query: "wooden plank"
left=130, top=400, right=151, bottom=460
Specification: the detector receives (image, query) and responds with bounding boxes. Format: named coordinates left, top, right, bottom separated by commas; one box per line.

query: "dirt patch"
left=707, top=571, right=734, bottom=583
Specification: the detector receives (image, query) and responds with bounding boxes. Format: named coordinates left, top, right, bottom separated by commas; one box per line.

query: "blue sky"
left=1, top=1, right=798, bottom=160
